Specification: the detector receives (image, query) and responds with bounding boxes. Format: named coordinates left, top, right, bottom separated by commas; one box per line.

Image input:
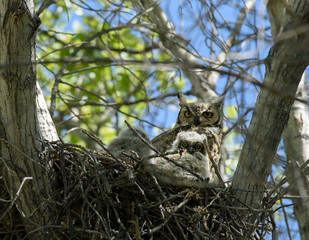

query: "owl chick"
left=170, top=131, right=206, bottom=155
left=169, top=131, right=210, bottom=180
left=152, top=125, right=221, bottom=156
left=145, top=131, right=213, bottom=188
left=174, top=93, right=223, bottom=135
left=107, top=126, right=152, bottom=163
left=146, top=152, right=212, bottom=188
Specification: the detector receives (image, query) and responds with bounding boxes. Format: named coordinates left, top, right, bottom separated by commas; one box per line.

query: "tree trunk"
left=267, top=2, right=309, bottom=239
left=231, top=0, right=309, bottom=233
left=0, top=0, right=58, bottom=236
left=282, top=76, right=309, bottom=240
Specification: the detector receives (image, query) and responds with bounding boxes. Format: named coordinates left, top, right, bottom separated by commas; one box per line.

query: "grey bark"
left=283, top=76, right=309, bottom=239
left=231, top=0, right=309, bottom=233
left=0, top=0, right=58, bottom=236
left=269, top=2, right=309, bottom=239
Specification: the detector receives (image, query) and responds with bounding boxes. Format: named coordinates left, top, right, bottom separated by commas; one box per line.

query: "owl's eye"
left=180, top=141, right=188, bottom=148
left=184, top=111, right=192, bottom=117
left=203, top=111, right=213, bottom=118
left=195, top=143, right=203, bottom=150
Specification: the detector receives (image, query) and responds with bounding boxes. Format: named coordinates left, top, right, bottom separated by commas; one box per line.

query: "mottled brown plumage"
left=152, top=93, right=222, bottom=152
left=149, top=93, right=223, bottom=185
left=174, top=93, right=223, bottom=132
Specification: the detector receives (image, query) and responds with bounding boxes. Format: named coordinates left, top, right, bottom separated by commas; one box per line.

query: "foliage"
left=36, top=0, right=185, bottom=146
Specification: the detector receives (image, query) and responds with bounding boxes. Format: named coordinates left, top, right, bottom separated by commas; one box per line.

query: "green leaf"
left=226, top=106, right=237, bottom=119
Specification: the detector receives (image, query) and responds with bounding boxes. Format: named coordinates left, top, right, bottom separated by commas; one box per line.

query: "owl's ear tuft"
left=214, top=101, right=223, bottom=111
left=177, top=92, right=187, bottom=106
left=212, top=96, right=224, bottom=110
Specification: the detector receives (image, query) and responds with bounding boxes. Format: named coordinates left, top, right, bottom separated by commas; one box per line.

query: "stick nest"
left=0, top=141, right=275, bottom=239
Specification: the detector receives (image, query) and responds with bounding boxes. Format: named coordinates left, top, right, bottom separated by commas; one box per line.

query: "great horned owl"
left=174, top=93, right=223, bottom=135
left=107, top=126, right=151, bottom=163
left=170, top=131, right=206, bottom=155
left=169, top=130, right=224, bottom=183
left=150, top=128, right=221, bottom=184
left=146, top=153, right=211, bottom=188
left=146, top=94, right=224, bottom=187
left=145, top=131, right=214, bottom=188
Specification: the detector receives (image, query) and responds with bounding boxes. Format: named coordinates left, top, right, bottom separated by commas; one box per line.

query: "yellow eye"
left=180, top=141, right=188, bottom=148
left=195, top=143, right=203, bottom=150
left=203, top=112, right=213, bottom=118
left=184, top=111, right=192, bottom=117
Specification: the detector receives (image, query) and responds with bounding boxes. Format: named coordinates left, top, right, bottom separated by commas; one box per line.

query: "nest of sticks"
left=0, top=140, right=276, bottom=239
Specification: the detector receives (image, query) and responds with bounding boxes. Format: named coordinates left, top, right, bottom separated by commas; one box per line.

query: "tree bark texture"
left=0, top=0, right=58, bottom=236
left=231, top=0, right=309, bottom=231
left=267, top=2, right=309, bottom=239
left=283, top=76, right=309, bottom=240
left=269, top=2, right=309, bottom=239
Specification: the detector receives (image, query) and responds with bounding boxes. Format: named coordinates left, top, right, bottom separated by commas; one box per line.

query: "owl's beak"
left=187, top=146, right=195, bottom=154
left=194, top=116, right=200, bottom=126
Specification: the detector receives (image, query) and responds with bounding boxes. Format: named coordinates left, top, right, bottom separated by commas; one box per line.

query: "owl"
left=169, top=131, right=206, bottom=155
left=151, top=93, right=223, bottom=154
left=174, top=93, right=223, bottom=135
left=169, top=130, right=223, bottom=184
left=147, top=93, right=224, bottom=187
left=151, top=128, right=221, bottom=183
left=145, top=131, right=214, bottom=188
left=107, top=126, right=152, bottom=163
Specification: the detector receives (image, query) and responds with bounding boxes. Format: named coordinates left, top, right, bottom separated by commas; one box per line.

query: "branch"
left=131, top=0, right=215, bottom=99
left=0, top=177, right=33, bottom=222
left=131, top=0, right=255, bottom=100
left=204, top=0, right=256, bottom=88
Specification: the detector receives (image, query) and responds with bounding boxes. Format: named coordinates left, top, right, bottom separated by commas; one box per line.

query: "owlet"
left=145, top=131, right=214, bottom=187
left=170, top=131, right=206, bottom=155
left=107, top=126, right=152, bottom=163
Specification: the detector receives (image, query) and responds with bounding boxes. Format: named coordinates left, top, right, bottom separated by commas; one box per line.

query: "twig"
left=280, top=199, right=292, bottom=240
left=0, top=177, right=33, bottom=221
left=80, top=129, right=124, bottom=164
left=269, top=158, right=309, bottom=205
left=147, top=189, right=190, bottom=208
left=149, top=175, right=188, bottom=238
